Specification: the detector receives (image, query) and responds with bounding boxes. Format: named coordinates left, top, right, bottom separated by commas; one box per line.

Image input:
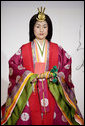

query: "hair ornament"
left=36, top=7, right=46, bottom=21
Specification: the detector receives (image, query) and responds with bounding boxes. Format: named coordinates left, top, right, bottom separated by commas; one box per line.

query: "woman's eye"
left=36, top=26, right=40, bottom=28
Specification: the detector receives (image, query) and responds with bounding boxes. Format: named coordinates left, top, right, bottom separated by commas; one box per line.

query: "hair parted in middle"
left=29, top=13, right=53, bottom=42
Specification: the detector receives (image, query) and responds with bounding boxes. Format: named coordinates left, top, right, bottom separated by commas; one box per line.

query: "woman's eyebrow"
left=36, top=23, right=47, bottom=26
left=36, top=24, right=40, bottom=25
left=43, top=24, right=47, bottom=26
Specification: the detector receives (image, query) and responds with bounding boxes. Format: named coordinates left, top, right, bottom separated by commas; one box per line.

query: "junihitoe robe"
left=1, top=41, right=84, bottom=125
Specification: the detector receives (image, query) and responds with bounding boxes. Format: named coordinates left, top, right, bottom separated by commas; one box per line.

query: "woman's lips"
left=40, top=33, right=44, bottom=35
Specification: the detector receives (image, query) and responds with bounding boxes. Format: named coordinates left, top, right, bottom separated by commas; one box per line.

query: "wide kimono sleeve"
left=1, top=46, right=37, bottom=125
left=58, top=45, right=74, bottom=89
left=8, top=47, right=32, bottom=96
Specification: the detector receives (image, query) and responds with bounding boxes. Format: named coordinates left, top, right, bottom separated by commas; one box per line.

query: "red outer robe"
left=1, top=42, right=83, bottom=125
left=22, top=42, right=58, bottom=125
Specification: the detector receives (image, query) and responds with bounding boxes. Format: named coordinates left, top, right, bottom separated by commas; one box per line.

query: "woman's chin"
left=37, top=37, right=45, bottom=40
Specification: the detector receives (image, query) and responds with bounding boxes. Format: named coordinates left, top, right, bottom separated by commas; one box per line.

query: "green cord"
left=36, top=40, right=45, bottom=56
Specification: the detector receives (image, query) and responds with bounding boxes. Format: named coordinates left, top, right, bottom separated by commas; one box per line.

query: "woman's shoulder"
left=51, top=42, right=71, bottom=58
left=50, top=41, right=63, bottom=50
left=21, top=42, right=31, bottom=48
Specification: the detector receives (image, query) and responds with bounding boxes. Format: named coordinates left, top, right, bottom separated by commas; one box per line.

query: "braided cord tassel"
left=50, top=66, right=58, bottom=83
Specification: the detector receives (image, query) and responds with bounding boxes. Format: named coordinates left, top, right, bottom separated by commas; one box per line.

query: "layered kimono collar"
left=34, top=39, right=47, bottom=63
left=35, top=38, right=45, bottom=50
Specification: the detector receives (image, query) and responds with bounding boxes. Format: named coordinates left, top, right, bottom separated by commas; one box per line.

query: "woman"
left=1, top=7, right=84, bottom=125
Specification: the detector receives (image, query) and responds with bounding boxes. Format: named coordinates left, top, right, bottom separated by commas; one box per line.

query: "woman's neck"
left=35, top=38, right=45, bottom=46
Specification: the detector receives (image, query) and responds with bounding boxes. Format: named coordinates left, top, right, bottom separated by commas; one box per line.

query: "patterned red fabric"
left=22, top=42, right=58, bottom=72
left=1, top=104, right=5, bottom=117
left=1, top=42, right=83, bottom=125
left=22, top=42, right=34, bottom=72
left=29, top=85, right=43, bottom=125
left=49, top=42, right=58, bottom=70
left=42, top=80, right=56, bottom=125
left=22, top=42, right=58, bottom=125
left=28, top=80, right=56, bottom=125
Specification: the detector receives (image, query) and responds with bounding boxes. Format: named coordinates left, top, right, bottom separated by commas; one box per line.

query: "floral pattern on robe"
left=1, top=42, right=83, bottom=125
left=8, top=42, right=74, bottom=97
left=8, top=48, right=32, bottom=96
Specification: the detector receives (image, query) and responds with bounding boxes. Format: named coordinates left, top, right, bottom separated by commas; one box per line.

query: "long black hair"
left=29, top=13, right=53, bottom=42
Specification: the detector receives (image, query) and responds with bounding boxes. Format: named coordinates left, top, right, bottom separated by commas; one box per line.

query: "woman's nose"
left=40, top=27, right=43, bottom=32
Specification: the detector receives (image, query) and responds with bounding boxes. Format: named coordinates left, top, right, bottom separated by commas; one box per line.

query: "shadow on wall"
left=1, top=51, right=9, bottom=106
left=75, top=25, right=84, bottom=72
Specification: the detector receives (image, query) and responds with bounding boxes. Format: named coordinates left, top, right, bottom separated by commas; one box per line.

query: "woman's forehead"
left=35, top=21, right=48, bottom=25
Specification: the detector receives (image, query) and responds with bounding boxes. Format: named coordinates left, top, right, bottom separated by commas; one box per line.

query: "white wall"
left=1, top=1, right=84, bottom=118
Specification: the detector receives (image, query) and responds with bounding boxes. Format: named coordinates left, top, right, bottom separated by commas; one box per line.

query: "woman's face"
left=34, top=21, right=48, bottom=40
